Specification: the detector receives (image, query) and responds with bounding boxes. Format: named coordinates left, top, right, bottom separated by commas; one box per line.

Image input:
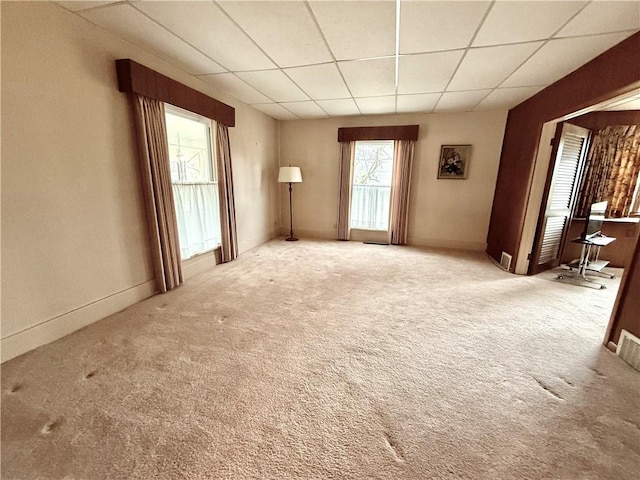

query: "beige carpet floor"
left=2, top=239, right=639, bottom=479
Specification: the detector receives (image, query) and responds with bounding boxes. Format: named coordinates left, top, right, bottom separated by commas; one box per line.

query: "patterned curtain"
left=389, top=140, right=415, bottom=245
left=337, top=142, right=353, bottom=240
left=576, top=125, right=640, bottom=218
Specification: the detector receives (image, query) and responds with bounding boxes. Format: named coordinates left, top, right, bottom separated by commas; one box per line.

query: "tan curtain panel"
left=337, top=142, right=353, bottom=240
left=133, top=95, right=183, bottom=292
left=577, top=125, right=640, bottom=218
left=216, top=123, right=239, bottom=262
left=389, top=140, right=415, bottom=245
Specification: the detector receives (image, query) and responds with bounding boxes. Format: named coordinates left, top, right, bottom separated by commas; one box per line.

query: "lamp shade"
left=278, top=166, right=303, bottom=183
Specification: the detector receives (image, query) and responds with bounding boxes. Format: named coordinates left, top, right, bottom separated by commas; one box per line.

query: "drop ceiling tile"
left=398, top=51, right=465, bottom=95
left=503, top=32, right=632, bottom=87
left=557, top=1, right=640, bottom=37
left=80, top=4, right=225, bottom=75
left=339, top=58, right=395, bottom=98
left=279, top=101, right=329, bottom=118
left=309, top=0, right=396, bottom=60
left=448, top=42, right=543, bottom=91
left=284, top=63, right=350, bottom=100
left=396, top=94, right=441, bottom=114
left=474, top=86, right=544, bottom=111
left=315, top=98, right=360, bottom=116
left=236, top=70, right=309, bottom=102
left=355, top=96, right=396, bottom=115
left=218, top=1, right=331, bottom=68
left=400, top=1, right=490, bottom=54
left=252, top=103, right=299, bottom=120
left=473, top=1, right=588, bottom=47
left=199, top=73, right=272, bottom=104
left=434, top=90, right=492, bottom=113
left=57, top=1, right=119, bottom=12
left=133, top=1, right=275, bottom=72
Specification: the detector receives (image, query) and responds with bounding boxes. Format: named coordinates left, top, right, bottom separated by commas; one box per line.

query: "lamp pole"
left=286, top=182, right=297, bottom=241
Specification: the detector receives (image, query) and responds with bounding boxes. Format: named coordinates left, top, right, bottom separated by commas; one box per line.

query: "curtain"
left=133, top=95, right=183, bottom=292
left=389, top=140, right=415, bottom=245
left=172, top=184, right=221, bottom=259
left=576, top=125, right=640, bottom=218
left=216, top=123, right=239, bottom=262
left=337, top=142, right=353, bottom=240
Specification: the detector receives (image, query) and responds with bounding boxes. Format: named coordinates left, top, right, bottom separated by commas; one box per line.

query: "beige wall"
left=1, top=2, right=279, bottom=361
left=278, top=111, right=508, bottom=249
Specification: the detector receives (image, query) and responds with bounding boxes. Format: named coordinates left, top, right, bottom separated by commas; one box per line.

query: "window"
left=165, top=106, right=221, bottom=259
left=349, top=140, right=395, bottom=230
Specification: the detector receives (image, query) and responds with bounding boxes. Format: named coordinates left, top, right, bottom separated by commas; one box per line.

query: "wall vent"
left=499, top=252, right=512, bottom=271
left=616, top=330, right=640, bottom=372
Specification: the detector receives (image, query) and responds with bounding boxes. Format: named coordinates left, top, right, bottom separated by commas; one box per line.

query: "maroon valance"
left=338, top=125, right=419, bottom=142
left=116, top=59, right=235, bottom=127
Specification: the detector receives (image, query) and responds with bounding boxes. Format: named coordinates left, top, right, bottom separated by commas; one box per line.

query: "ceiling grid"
left=56, top=0, right=640, bottom=120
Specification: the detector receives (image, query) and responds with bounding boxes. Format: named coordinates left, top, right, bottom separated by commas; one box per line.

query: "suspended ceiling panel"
left=58, top=0, right=640, bottom=120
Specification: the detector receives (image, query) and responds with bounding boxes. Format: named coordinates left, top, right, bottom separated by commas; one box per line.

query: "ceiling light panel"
left=448, top=42, right=543, bottom=91
left=133, top=1, right=275, bottom=72
left=473, top=1, right=587, bottom=47
left=284, top=64, right=350, bottom=100
left=474, top=86, right=544, bottom=111
left=355, top=96, right=397, bottom=115
left=251, top=103, right=299, bottom=120
left=315, top=98, right=360, bottom=116
left=309, top=0, right=396, bottom=60
left=199, top=73, right=272, bottom=104
left=236, top=70, right=309, bottom=102
left=605, top=97, right=640, bottom=111
left=279, top=101, right=329, bottom=118
left=398, top=51, right=465, bottom=95
left=339, top=58, right=396, bottom=98
left=503, top=31, right=632, bottom=88
left=396, top=93, right=441, bottom=114
left=435, top=90, right=492, bottom=113
left=557, top=1, right=640, bottom=37
left=400, top=1, right=490, bottom=54
left=80, top=4, right=224, bottom=75
left=218, top=1, right=332, bottom=68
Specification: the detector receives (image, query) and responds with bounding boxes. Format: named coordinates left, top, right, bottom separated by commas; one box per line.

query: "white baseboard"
left=282, top=227, right=336, bottom=240
left=1, top=280, right=157, bottom=363
left=407, top=236, right=487, bottom=251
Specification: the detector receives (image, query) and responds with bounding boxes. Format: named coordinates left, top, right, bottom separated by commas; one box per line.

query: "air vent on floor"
left=616, top=330, right=640, bottom=372
left=499, top=252, right=512, bottom=271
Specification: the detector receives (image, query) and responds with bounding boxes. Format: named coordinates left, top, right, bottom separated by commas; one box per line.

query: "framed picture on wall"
left=438, top=145, right=471, bottom=179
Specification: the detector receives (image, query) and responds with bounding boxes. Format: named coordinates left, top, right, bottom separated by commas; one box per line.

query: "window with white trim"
left=165, top=106, right=221, bottom=259
left=349, top=140, right=395, bottom=230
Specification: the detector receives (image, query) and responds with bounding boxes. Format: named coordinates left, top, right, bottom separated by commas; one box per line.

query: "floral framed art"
left=437, top=145, right=471, bottom=179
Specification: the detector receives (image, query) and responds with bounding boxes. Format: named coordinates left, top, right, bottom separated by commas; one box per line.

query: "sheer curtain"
left=337, top=141, right=353, bottom=240
left=172, top=184, right=221, bottom=259
left=577, top=125, right=640, bottom=217
left=389, top=140, right=415, bottom=245
left=216, top=123, right=239, bottom=262
left=132, top=95, right=183, bottom=292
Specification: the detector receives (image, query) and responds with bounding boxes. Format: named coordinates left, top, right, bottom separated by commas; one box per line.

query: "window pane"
left=350, top=141, right=394, bottom=230
left=165, top=108, right=221, bottom=259
left=165, top=112, right=214, bottom=183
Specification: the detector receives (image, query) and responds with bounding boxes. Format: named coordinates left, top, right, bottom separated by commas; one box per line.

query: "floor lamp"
left=278, top=166, right=303, bottom=241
